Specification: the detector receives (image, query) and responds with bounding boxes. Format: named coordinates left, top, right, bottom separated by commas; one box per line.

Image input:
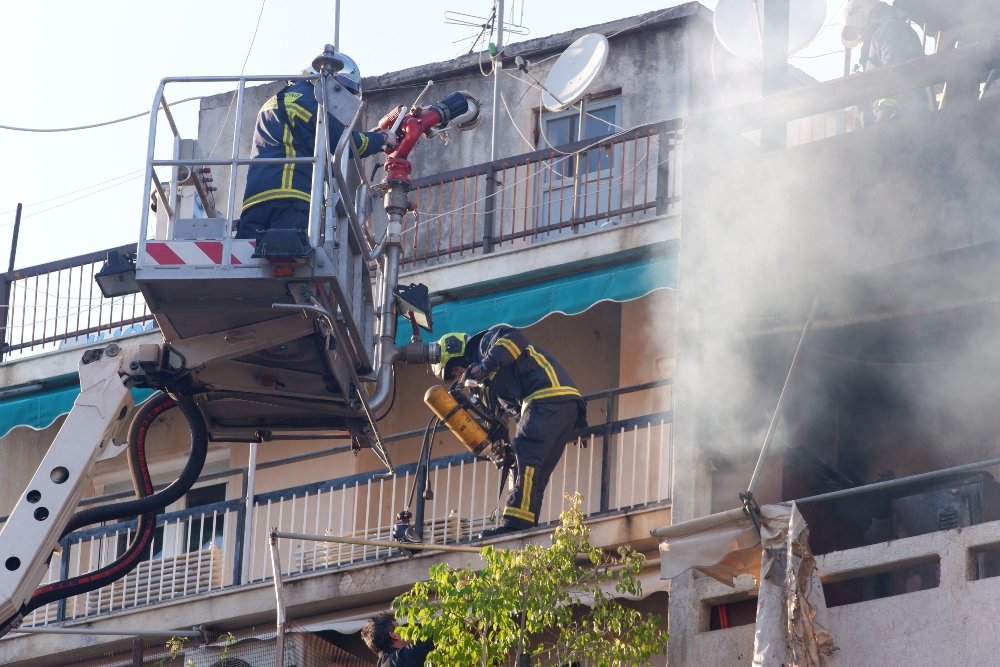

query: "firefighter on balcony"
left=841, top=0, right=930, bottom=124
left=236, top=52, right=396, bottom=239
left=433, top=326, right=588, bottom=539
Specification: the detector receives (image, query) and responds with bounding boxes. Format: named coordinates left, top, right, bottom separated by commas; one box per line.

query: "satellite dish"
left=714, top=0, right=827, bottom=63
left=542, top=33, right=610, bottom=112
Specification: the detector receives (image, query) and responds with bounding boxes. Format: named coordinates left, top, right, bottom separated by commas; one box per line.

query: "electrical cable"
left=0, top=97, right=202, bottom=133
left=1, top=172, right=145, bottom=225
left=206, top=0, right=267, bottom=160
left=0, top=169, right=145, bottom=218
left=403, top=135, right=667, bottom=237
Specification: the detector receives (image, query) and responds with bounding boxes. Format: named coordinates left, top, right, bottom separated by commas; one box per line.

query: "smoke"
left=677, top=76, right=1000, bottom=508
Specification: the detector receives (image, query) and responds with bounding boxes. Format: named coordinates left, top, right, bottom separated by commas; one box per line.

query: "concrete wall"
left=687, top=519, right=1000, bottom=666
left=194, top=4, right=742, bottom=220
left=0, top=6, right=700, bottom=662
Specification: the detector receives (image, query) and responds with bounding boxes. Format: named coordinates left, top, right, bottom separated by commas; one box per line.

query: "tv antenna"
left=713, top=0, right=827, bottom=62
left=444, top=6, right=529, bottom=54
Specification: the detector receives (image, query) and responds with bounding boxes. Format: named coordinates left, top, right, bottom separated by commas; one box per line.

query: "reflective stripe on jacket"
left=242, top=80, right=385, bottom=213
left=477, top=325, right=583, bottom=414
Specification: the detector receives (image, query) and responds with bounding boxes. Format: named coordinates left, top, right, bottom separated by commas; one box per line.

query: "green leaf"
left=391, top=493, right=668, bottom=665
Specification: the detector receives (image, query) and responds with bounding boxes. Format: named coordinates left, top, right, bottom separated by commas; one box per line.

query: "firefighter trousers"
left=501, top=400, right=580, bottom=527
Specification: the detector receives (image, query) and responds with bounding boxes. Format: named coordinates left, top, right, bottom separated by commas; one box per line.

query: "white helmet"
left=310, top=47, right=362, bottom=96
left=841, top=0, right=879, bottom=47
left=333, top=53, right=362, bottom=96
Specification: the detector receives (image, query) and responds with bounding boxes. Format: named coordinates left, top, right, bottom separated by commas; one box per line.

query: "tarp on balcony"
left=654, top=504, right=836, bottom=666
left=398, top=254, right=678, bottom=344
left=0, top=382, right=156, bottom=441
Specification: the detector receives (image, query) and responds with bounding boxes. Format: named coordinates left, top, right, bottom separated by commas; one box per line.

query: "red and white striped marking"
left=143, top=240, right=263, bottom=267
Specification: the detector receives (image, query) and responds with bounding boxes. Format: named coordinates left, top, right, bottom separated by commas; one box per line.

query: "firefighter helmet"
left=307, top=50, right=363, bottom=96
left=842, top=0, right=879, bottom=47
left=333, top=53, right=362, bottom=95
left=432, top=332, right=470, bottom=380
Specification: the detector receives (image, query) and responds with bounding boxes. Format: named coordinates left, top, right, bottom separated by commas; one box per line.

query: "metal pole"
left=269, top=531, right=286, bottom=667
left=240, top=441, right=258, bottom=584
left=272, top=530, right=488, bottom=553
left=746, top=294, right=820, bottom=495
left=759, top=0, right=790, bottom=150
left=14, top=627, right=201, bottom=637
left=334, top=0, right=340, bottom=51
left=8, top=203, right=21, bottom=273
left=0, top=203, right=22, bottom=361
left=490, top=0, right=505, bottom=161
left=572, top=100, right=586, bottom=224
left=132, top=637, right=143, bottom=667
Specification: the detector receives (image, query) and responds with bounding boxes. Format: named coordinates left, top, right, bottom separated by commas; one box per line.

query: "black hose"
left=61, top=393, right=207, bottom=535
left=405, top=414, right=439, bottom=511
left=22, top=394, right=208, bottom=614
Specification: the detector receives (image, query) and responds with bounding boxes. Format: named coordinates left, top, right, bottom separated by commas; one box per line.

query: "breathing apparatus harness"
left=393, top=375, right=514, bottom=548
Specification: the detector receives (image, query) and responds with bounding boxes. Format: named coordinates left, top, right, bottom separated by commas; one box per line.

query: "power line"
left=0, top=172, right=145, bottom=226
left=0, top=169, right=145, bottom=218
left=0, top=97, right=202, bottom=133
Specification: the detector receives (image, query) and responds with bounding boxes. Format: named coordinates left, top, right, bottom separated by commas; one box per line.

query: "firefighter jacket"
left=475, top=325, right=587, bottom=426
left=859, top=3, right=928, bottom=124
left=377, top=639, right=433, bottom=667
left=242, top=80, right=388, bottom=214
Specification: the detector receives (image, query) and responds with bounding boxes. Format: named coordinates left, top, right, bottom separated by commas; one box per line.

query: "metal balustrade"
left=404, top=120, right=681, bottom=269
left=24, top=501, right=238, bottom=627
left=0, top=244, right=150, bottom=360
left=0, top=121, right=681, bottom=361
left=14, top=380, right=672, bottom=626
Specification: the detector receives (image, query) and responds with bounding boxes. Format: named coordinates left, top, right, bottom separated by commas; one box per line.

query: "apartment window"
left=541, top=99, right=620, bottom=177
left=115, top=482, right=227, bottom=560
left=184, top=482, right=227, bottom=552
left=537, top=95, right=622, bottom=234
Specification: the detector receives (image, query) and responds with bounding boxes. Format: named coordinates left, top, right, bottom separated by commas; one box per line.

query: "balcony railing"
left=14, top=379, right=672, bottom=627
left=404, top=119, right=682, bottom=269
left=0, top=120, right=681, bottom=361
left=0, top=244, right=149, bottom=361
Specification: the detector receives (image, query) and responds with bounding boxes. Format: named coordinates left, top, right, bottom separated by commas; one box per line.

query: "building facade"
left=0, top=4, right=731, bottom=665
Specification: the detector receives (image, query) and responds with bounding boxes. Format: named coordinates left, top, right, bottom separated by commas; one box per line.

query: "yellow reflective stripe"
left=504, top=466, right=536, bottom=523
left=526, top=346, right=558, bottom=385
left=242, top=188, right=310, bottom=210
left=497, top=337, right=521, bottom=359
left=281, top=123, right=296, bottom=191
left=356, top=133, right=369, bottom=155
left=524, top=386, right=582, bottom=404
left=284, top=102, right=313, bottom=123
left=503, top=506, right=535, bottom=522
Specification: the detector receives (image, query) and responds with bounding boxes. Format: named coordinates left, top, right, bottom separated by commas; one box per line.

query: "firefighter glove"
left=466, top=362, right=489, bottom=381
left=379, top=130, right=398, bottom=150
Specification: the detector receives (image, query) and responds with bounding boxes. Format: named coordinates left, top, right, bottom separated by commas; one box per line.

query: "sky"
left=0, top=0, right=849, bottom=270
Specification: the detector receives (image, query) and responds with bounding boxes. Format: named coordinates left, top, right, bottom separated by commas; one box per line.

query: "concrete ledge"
left=0, top=505, right=670, bottom=666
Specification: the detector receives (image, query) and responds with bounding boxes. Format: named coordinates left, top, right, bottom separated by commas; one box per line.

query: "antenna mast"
left=490, top=0, right=505, bottom=161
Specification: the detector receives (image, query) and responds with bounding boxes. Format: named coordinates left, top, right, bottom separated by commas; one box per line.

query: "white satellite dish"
left=714, top=0, right=827, bottom=63
left=541, top=33, right=610, bottom=112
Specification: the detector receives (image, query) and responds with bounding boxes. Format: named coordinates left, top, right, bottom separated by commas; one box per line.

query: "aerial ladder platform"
left=0, top=46, right=480, bottom=635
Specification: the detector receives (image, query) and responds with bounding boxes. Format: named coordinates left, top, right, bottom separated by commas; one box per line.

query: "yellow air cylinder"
left=424, top=385, right=490, bottom=457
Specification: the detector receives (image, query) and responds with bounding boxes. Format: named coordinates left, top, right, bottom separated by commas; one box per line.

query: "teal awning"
left=399, top=254, right=677, bottom=344
left=0, top=383, right=157, bottom=440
